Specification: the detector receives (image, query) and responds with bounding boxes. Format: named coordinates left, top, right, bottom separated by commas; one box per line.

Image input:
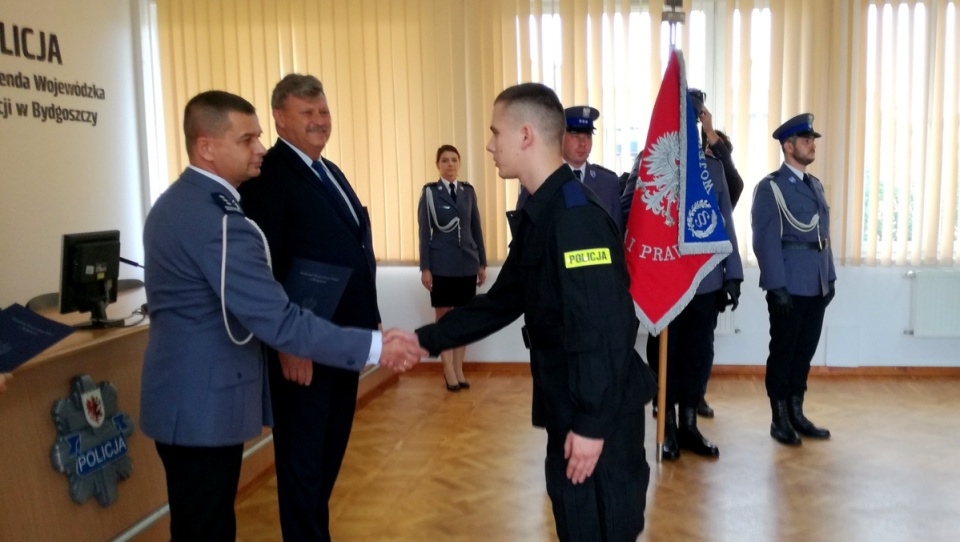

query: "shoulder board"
left=592, top=164, right=615, bottom=175
left=460, top=181, right=472, bottom=188
left=562, top=180, right=589, bottom=208
left=212, top=193, right=244, bottom=215
left=761, top=170, right=781, bottom=182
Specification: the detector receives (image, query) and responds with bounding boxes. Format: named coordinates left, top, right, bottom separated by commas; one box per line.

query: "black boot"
left=770, top=398, right=801, bottom=446
left=677, top=406, right=719, bottom=457
left=661, top=405, right=680, bottom=460
left=788, top=395, right=831, bottom=439
left=697, top=397, right=715, bottom=418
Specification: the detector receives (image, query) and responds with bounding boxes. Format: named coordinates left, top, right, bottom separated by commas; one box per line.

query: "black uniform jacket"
left=417, top=166, right=655, bottom=439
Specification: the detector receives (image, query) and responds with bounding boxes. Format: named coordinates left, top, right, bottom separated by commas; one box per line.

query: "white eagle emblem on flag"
left=641, top=131, right=681, bottom=227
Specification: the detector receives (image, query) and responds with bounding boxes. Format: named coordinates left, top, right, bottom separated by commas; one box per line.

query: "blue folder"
left=0, top=304, right=75, bottom=372
left=282, top=258, right=352, bottom=320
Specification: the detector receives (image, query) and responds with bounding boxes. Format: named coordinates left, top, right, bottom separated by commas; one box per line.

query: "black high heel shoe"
left=444, top=377, right=461, bottom=392
left=457, top=381, right=470, bottom=389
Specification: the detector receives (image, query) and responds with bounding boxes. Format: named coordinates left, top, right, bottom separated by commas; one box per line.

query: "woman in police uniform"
left=417, top=145, right=487, bottom=391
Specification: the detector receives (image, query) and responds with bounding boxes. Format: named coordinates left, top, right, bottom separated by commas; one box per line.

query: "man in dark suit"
left=142, top=90, right=423, bottom=541
left=518, top=105, right=624, bottom=233
left=238, top=74, right=381, bottom=541
left=752, top=113, right=836, bottom=446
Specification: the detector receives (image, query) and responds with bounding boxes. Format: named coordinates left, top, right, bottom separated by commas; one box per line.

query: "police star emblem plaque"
left=50, top=374, right=136, bottom=506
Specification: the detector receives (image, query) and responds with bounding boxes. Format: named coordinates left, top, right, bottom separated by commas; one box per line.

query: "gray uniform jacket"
left=418, top=180, right=487, bottom=277
left=751, top=163, right=836, bottom=296
left=140, top=168, right=373, bottom=447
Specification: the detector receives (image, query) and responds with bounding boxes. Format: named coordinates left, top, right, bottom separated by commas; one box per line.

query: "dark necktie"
left=311, top=160, right=357, bottom=225
left=802, top=173, right=814, bottom=192
left=449, top=183, right=457, bottom=202
left=573, top=169, right=583, bottom=181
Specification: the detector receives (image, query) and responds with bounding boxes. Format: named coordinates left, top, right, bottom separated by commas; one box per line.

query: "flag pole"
left=655, top=0, right=686, bottom=465
left=655, top=326, right=669, bottom=462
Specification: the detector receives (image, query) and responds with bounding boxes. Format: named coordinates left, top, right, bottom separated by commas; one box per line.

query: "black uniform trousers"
left=270, top=361, right=359, bottom=542
left=545, top=412, right=649, bottom=542
left=646, top=293, right=719, bottom=404
left=764, top=292, right=827, bottom=399
left=155, top=441, right=244, bottom=542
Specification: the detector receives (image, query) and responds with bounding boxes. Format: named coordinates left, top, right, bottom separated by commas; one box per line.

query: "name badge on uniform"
left=564, top=248, right=612, bottom=269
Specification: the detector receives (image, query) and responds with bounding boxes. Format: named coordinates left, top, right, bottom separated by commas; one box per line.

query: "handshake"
left=378, top=328, right=428, bottom=373
left=278, top=328, right=427, bottom=386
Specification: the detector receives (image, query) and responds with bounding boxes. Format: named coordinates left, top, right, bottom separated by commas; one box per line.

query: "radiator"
left=715, top=309, right=739, bottom=336
left=907, top=270, right=960, bottom=338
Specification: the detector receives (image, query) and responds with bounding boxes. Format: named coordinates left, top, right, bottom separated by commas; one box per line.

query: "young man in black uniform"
left=416, top=83, right=655, bottom=542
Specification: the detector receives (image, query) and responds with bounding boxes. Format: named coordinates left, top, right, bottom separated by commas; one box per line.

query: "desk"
left=0, top=295, right=394, bottom=540
left=0, top=316, right=172, bottom=541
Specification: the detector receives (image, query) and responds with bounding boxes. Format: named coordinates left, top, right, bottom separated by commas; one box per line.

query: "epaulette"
left=212, top=193, right=244, bottom=215
left=761, top=170, right=781, bottom=182
left=562, top=180, right=589, bottom=208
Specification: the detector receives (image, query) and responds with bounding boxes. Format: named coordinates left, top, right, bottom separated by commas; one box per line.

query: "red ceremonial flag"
left=624, top=50, right=731, bottom=335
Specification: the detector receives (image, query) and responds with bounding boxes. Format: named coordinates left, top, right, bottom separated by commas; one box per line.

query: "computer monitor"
left=59, top=230, right=123, bottom=329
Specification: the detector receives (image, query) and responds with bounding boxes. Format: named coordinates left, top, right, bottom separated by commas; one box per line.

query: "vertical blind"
left=155, top=0, right=959, bottom=266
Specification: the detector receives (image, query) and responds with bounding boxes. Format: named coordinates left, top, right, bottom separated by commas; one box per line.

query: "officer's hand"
left=477, top=267, right=487, bottom=287
left=770, top=288, right=792, bottom=316
left=825, top=281, right=836, bottom=306
left=420, top=270, right=433, bottom=291
left=715, top=288, right=728, bottom=312
left=380, top=329, right=428, bottom=373
left=279, top=352, right=313, bottom=386
left=564, top=431, right=604, bottom=485
left=724, top=280, right=741, bottom=311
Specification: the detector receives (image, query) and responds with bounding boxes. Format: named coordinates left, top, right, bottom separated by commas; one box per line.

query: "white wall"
left=378, top=265, right=960, bottom=367
left=1, top=2, right=957, bottom=369
left=0, top=0, right=146, bottom=308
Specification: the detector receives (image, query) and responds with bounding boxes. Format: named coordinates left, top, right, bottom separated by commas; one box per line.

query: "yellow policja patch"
left=564, top=248, right=612, bottom=268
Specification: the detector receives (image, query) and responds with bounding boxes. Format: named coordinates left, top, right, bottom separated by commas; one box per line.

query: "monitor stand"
left=74, top=300, right=126, bottom=330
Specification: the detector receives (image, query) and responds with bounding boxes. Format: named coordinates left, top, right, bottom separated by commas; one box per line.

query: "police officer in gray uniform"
left=418, top=144, right=487, bottom=390
left=141, top=91, right=425, bottom=540
left=518, top=105, right=624, bottom=233
left=658, top=97, right=744, bottom=461
left=752, top=113, right=836, bottom=446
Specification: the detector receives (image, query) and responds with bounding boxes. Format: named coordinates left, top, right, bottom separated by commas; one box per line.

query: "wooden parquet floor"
left=236, top=371, right=960, bottom=542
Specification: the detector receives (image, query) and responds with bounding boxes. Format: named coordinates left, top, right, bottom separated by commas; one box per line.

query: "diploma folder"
left=282, top=258, right=352, bottom=320
left=0, top=303, right=75, bottom=372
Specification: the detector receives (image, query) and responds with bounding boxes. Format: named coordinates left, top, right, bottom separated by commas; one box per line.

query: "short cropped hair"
left=272, top=73, right=325, bottom=109
left=183, top=90, right=256, bottom=157
left=494, top=83, right=565, bottom=148
left=436, top=144, right=460, bottom=164
left=780, top=135, right=798, bottom=152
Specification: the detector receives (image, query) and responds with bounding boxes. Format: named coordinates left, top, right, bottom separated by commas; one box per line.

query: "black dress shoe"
left=697, top=398, right=715, bottom=418
left=677, top=427, right=720, bottom=457
left=458, top=381, right=471, bottom=389
left=678, top=407, right=720, bottom=457
left=770, top=399, right=801, bottom=446
left=661, top=406, right=680, bottom=460
left=788, top=395, right=830, bottom=439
